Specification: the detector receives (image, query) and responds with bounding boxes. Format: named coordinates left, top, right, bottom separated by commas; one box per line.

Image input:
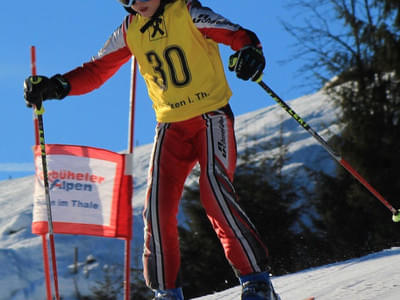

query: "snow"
left=194, top=248, right=400, bottom=299
left=2, top=88, right=399, bottom=299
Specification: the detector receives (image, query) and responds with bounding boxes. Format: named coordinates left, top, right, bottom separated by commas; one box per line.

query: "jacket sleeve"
left=63, top=16, right=133, bottom=96
left=187, top=0, right=262, bottom=51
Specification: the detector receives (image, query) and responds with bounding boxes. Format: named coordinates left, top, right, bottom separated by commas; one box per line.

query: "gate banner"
left=32, top=144, right=133, bottom=239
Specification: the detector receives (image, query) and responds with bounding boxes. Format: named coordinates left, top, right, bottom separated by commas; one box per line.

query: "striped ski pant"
left=143, top=105, right=269, bottom=290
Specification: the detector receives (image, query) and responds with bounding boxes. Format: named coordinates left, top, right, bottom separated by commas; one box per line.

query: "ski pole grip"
left=393, top=210, right=400, bottom=222
left=30, top=46, right=45, bottom=115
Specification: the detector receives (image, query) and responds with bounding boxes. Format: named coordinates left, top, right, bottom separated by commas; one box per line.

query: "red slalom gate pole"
left=128, top=57, right=138, bottom=155
left=124, top=56, right=138, bottom=300
left=30, top=45, right=61, bottom=300
left=41, top=235, right=52, bottom=300
left=31, top=46, right=40, bottom=146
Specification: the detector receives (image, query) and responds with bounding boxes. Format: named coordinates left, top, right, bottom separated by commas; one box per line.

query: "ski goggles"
left=118, top=0, right=150, bottom=7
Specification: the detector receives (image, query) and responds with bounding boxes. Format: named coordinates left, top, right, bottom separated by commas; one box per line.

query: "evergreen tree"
left=324, top=0, right=400, bottom=254
left=233, top=146, right=300, bottom=275
left=89, top=264, right=151, bottom=300
left=90, top=265, right=122, bottom=300
left=129, top=276, right=153, bottom=300
left=285, top=0, right=400, bottom=259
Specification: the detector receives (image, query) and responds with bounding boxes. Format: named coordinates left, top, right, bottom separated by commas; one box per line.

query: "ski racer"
left=24, top=0, right=280, bottom=299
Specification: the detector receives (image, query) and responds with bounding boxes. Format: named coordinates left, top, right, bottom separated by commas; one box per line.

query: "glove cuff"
left=50, top=74, right=71, bottom=99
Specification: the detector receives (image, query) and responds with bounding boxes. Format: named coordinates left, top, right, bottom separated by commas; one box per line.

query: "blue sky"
left=0, top=0, right=314, bottom=181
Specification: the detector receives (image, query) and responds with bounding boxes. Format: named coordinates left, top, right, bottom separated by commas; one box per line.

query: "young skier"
left=24, top=0, right=281, bottom=299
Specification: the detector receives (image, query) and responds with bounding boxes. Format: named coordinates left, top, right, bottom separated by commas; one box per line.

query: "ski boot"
left=153, top=287, right=184, bottom=300
left=240, top=272, right=281, bottom=300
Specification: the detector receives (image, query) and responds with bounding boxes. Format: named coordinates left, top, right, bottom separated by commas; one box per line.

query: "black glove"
left=24, top=74, right=70, bottom=109
left=229, top=46, right=265, bottom=82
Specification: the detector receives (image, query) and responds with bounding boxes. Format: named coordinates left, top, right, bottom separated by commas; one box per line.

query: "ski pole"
left=257, top=80, right=400, bottom=222
left=31, top=46, right=61, bottom=300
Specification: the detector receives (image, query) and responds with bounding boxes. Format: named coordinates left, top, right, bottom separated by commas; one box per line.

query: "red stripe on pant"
left=143, top=105, right=269, bottom=290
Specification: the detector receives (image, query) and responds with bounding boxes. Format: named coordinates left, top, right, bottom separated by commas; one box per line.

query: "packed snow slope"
left=3, top=88, right=397, bottom=300
left=194, top=247, right=400, bottom=300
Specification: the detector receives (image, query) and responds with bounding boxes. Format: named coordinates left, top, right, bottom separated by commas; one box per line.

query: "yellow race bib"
left=126, top=0, right=232, bottom=122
